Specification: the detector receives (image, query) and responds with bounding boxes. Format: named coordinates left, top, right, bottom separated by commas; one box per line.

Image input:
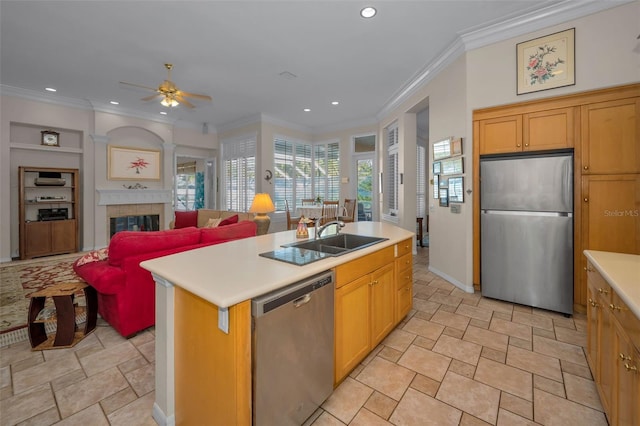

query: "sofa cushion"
left=108, top=227, right=202, bottom=267
left=200, top=220, right=257, bottom=244
left=219, top=214, right=239, bottom=226
left=205, top=218, right=222, bottom=228
left=174, top=210, right=198, bottom=228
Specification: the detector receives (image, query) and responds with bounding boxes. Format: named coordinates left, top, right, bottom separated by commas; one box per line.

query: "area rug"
left=0, top=254, right=84, bottom=346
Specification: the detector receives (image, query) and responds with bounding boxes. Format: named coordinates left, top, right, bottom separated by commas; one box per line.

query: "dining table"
left=296, top=205, right=324, bottom=220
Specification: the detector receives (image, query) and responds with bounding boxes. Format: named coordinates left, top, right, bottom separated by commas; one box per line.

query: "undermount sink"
left=283, top=233, right=388, bottom=256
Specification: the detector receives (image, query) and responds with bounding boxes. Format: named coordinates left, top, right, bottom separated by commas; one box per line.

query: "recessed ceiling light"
left=110, top=101, right=119, bottom=105
left=160, top=111, right=167, bottom=115
left=303, top=108, right=311, bottom=112
left=360, top=7, right=377, bottom=18
left=331, top=101, right=340, bottom=105
left=45, top=87, right=57, bottom=92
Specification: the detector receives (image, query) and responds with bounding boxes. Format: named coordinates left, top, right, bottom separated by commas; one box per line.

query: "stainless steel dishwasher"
left=252, top=270, right=334, bottom=425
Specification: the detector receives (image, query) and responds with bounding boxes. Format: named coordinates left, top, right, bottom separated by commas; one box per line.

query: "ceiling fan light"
left=161, top=96, right=179, bottom=107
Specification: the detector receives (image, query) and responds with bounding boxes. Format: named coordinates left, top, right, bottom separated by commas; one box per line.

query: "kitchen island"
left=141, top=221, right=414, bottom=425
left=583, top=250, right=640, bottom=426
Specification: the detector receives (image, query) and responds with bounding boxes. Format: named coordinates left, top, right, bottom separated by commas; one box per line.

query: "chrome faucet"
left=315, top=220, right=345, bottom=239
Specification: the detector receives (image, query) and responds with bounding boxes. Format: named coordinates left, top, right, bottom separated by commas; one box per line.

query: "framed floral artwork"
left=108, top=146, right=161, bottom=180
left=517, top=28, right=575, bottom=95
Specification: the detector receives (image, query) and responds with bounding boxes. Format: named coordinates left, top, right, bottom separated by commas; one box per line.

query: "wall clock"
left=41, top=130, right=60, bottom=147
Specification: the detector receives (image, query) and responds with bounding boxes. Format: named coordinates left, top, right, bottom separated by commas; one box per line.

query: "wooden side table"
left=28, top=281, right=97, bottom=350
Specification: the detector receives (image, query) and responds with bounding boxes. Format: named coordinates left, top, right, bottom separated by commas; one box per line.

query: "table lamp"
left=249, top=193, right=275, bottom=235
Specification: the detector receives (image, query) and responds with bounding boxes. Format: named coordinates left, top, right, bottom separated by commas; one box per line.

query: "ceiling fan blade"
left=179, top=91, right=212, bottom=101
left=175, top=95, right=195, bottom=108
left=141, top=93, right=162, bottom=101
left=119, top=81, right=159, bottom=92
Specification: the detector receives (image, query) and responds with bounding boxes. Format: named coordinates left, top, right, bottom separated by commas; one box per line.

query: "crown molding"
left=460, top=0, right=633, bottom=51
left=1, top=84, right=93, bottom=110
left=378, top=0, right=632, bottom=121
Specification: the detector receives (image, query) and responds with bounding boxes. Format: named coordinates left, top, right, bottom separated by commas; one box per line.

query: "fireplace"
left=110, top=215, right=160, bottom=238
left=106, top=203, right=165, bottom=241
left=97, top=189, right=172, bottom=242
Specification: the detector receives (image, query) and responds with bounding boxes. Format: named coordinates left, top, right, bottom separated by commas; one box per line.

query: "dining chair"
left=285, top=200, right=301, bottom=230
left=320, top=200, right=340, bottom=225
left=338, top=199, right=357, bottom=223
left=301, top=199, right=315, bottom=206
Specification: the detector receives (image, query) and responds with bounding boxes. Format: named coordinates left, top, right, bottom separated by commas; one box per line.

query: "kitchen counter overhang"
left=141, top=221, right=414, bottom=309
left=583, top=250, right=640, bottom=318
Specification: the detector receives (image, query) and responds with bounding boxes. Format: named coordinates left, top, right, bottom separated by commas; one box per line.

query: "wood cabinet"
left=18, top=167, right=79, bottom=260
left=334, top=252, right=395, bottom=384
left=586, top=261, right=640, bottom=425
left=473, top=83, right=640, bottom=307
left=395, top=240, right=413, bottom=323
left=334, top=244, right=406, bottom=384
left=581, top=98, right=640, bottom=175
left=478, top=108, right=574, bottom=155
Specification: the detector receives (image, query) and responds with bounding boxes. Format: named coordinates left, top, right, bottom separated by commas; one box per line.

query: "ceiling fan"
left=120, top=63, right=212, bottom=108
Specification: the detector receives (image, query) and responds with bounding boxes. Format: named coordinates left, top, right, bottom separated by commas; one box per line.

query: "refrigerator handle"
left=562, top=159, right=573, bottom=209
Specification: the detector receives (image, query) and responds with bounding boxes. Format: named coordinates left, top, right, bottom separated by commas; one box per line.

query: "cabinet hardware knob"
left=624, top=363, right=637, bottom=373
left=609, top=304, right=621, bottom=311
left=516, top=144, right=521, bottom=147
left=619, top=353, right=632, bottom=361
left=598, top=288, right=609, bottom=295
left=586, top=266, right=594, bottom=272
left=589, top=300, right=599, bottom=308
left=583, top=165, right=589, bottom=170
left=584, top=198, right=589, bottom=202
left=372, top=280, right=378, bottom=286
left=524, top=143, right=529, bottom=147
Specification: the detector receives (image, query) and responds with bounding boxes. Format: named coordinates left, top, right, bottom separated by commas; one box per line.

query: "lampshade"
left=161, top=95, right=179, bottom=107
left=249, top=193, right=275, bottom=214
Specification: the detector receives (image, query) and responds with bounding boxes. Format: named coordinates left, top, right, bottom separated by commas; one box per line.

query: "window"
left=385, top=123, right=399, bottom=216
left=273, top=137, right=339, bottom=211
left=175, top=161, right=198, bottom=211
left=221, top=135, right=256, bottom=211
left=417, top=144, right=426, bottom=218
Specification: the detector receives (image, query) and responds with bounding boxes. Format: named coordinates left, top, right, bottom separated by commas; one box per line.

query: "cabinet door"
left=335, top=275, right=371, bottom=384
left=613, top=323, right=640, bottom=426
left=479, top=115, right=523, bottom=154
left=370, top=263, right=395, bottom=348
left=25, top=221, right=51, bottom=258
left=523, top=107, right=575, bottom=151
left=581, top=98, right=640, bottom=174
left=586, top=282, right=600, bottom=375
left=599, top=304, right=614, bottom=417
left=51, top=220, right=77, bottom=253
left=582, top=175, right=640, bottom=255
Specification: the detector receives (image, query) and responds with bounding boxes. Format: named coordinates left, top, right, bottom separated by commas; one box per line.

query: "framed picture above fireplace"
left=108, top=146, right=161, bottom=181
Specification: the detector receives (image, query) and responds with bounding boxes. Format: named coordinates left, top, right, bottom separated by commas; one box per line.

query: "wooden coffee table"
left=28, top=281, right=97, bottom=350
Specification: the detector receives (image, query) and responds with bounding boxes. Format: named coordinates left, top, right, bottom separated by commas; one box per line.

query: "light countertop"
left=141, top=222, right=414, bottom=308
left=584, top=250, right=640, bottom=318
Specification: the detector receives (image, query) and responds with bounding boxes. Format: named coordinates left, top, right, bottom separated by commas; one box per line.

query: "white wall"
left=0, top=97, right=217, bottom=260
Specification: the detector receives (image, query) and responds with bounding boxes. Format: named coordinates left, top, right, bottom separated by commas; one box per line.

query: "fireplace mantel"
left=97, top=189, right=172, bottom=206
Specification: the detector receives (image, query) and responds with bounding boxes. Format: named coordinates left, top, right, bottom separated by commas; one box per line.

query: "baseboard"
left=428, top=265, right=474, bottom=294
left=0, top=257, right=12, bottom=263
left=152, top=403, right=175, bottom=426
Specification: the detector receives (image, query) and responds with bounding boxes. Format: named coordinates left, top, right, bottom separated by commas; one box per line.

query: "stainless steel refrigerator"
left=480, top=151, right=573, bottom=315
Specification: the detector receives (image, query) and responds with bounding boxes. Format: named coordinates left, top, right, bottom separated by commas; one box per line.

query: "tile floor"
left=0, top=246, right=605, bottom=425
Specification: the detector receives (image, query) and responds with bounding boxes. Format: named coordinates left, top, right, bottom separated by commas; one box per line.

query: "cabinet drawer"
left=397, top=285, right=412, bottom=320
left=396, top=239, right=412, bottom=258
left=611, top=292, right=640, bottom=352
left=335, top=246, right=394, bottom=288
left=395, top=253, right=412, bottom=273
left=396, top=268, right=413, bottom=291
left=587, top=263, right=613, bottom=304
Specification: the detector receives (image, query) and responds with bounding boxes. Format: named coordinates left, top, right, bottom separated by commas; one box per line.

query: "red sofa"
left=73, top=221, right=257, bottom=337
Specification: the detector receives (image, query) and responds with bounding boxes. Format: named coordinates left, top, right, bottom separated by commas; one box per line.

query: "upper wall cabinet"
left=581, top=98, right=640, bottom=175
left=479, top=108, right=575, bottom=155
